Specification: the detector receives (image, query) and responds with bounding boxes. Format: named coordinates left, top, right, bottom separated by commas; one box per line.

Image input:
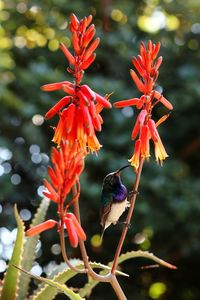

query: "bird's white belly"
left=105, top=199, right=129, bottom=229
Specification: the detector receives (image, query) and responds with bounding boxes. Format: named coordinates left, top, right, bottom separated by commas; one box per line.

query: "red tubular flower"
left=64, top=217, right=79, bottom=248
left=41, top=14, right=112, bottom=154
left=114, top=40, right=173, bottom=170
left=26, top=220, right=57, bottom=237
left=129, top=139, right=141, bottom=170
left=140, top=125, right=150, bottom=158
left=43, top=141, right=84, bottom=206
left=64, top=212, right=86, bottom=247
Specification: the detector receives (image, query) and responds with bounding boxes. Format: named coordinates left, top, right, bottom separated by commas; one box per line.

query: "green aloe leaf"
left=22, top=260, right=127, bottom=300
left=79, top=250, right=176, bottom=298
left=0, top=205, right=25, bottom=300
left=17, top=197, right=50, bottom=300
left=117, top=250, right=177, bottom=269
left=14, top=266, right=84, bottom=300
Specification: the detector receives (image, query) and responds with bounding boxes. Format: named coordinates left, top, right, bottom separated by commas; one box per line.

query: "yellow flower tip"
left=128, top=156, right=139, bottom=170
left=142, top=154, right=150, bottom=161
left=87, top=134, right=102, bottom=153
left=154, top=139, right=168, bottom=165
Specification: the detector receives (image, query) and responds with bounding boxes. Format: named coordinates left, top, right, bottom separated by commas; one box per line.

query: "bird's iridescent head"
left=102, top=164, right=130, bottom=191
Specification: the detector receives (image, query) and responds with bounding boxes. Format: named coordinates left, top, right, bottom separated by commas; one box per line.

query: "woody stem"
left=72, top=185, right=127, bottom=299
left=59, top=201, right=86, bottom=273
left=111, top=157, right=144, bottom=274
left=59, top=221, right=86, bottom=273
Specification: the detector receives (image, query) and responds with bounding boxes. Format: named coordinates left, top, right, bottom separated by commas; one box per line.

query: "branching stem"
left=111, top=158, right=144, bottom=274
left=72, top=185, right=127, bottom=299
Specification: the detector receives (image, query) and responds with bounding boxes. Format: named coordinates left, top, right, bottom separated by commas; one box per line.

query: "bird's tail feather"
left=100, top=227, right=105, bottom=241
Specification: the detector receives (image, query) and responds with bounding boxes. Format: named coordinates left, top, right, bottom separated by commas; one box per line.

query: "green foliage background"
left=0, top=0, right=200, bottom=299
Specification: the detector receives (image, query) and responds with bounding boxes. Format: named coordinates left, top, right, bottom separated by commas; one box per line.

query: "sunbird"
left=100, top=165, right=130, bottom=238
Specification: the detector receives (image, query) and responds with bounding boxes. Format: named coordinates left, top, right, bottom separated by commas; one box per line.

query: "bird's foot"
left=129, top=190, right=139, bottom=197
left=117, top=221, right=131, bottom=228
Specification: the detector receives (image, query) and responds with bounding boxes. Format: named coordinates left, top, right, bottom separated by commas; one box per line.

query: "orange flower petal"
left=81, top=53, right=96, bottom=70
left=132, top=57, right=145, bottom=76
left=82, top=24, right=95, bottom=48
left=60, top=42, right=75, bottom=65
left=147, top=119, right=159, bottom=143
left=77, top=90, right=90, bottom=106
left=43, top=179, right=59, bottom=202
left=92, top=115, right=102, bottom=131
left=154, top=91, right=173, bottom=110
left=26, top=220, right=57, bottom=237
left=152, top=42, right=161, bottom=59
left=83, top=37, right=100, bottom=61
left=41, top=81, right=72, bottom=92
left=86, top=14, right=93, bottom=26
left=154, top=136, right=168, bottom=165
left=72, top=32, right=81, bottom=54
left=66, top=213, right=86, bottom=241
left=130, top=69, right=145, bottom=93
left=44, top=96, right=71, bottom=120
left=140, top=125, right=150, bottom=158
left=70, top=13, right=79, bottom=30
left=80, top=84, right=96, bottom=101
left=62, top=103, right=76, bottom=133
left=47, top=166, right=59, bottom=188
left=80, top=104, right=93, bottom=136
left=95, top=93, right=112, bottom=108
left=154, top=56, right=163, bottom=71
left=155, top=113, right=171, bottom=127
left=62, top=83, right=75, bottom=95
left=114, top=98, right=142, bottom=108
left=128, top=139, right=141, bottom=170
left=64, top=217, right=79, bottom=247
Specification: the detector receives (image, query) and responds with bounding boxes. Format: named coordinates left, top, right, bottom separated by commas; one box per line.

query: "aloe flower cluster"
left=41, top=14, right=111, bottom=154
left=114, top=40, right=173, bottom=170
left=26, top=14, right=111, bottom=247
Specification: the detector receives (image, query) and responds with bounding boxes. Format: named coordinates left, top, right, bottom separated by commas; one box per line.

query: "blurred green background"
left=0, top=0, right=200, bottom=299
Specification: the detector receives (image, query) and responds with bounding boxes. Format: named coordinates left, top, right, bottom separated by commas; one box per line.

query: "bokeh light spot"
left=0, top=165, right=4, bottom=176
left=51, top=244, right=61, bottom=255
left=149, top=282, right=167, bottom=299
left=16, top=2, right=27, bottom=14
left=20, top=209, right=31, bottom=221
left=166, top=15, right=180, bottom=31
left=31, top=264, right=43, bottom=276
left=0, top=260, right=7, bottom=273
left=134, top=233, right=146, bottom=244
left=122, top=107, right=134, bottom=118
left=11, top=174, right=21, bottom=185
left=48, top=39, right=59, bottom=51
left=90, top=234, right=102, bottom=247
left=2, top=162, right=12, bottom=174
left=32, top=114, right=44, bottom=126
left=137, top=11, right=166, bottom=33
left=139, top=238, right=151, bottom=250
left=111, top=9, right=124, bottom=22
left=37, top=185, right=45, bottom=197
left=14, top=36, right=27, bottom=48
left=0, top=147, right=12, bottom=161
left=31, top=153, right=42, bottom=164
left=29, top=144, right=40, bottom=154
left=44, top=27, right=55, bottom=39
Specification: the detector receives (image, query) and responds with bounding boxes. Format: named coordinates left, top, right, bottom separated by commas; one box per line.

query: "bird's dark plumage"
left=100, top=170, right=128, bottom=230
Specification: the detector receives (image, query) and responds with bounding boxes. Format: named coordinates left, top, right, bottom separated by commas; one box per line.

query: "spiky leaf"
left=79, top=250, right=176, bottom=298
left=1, top=205, right=25, bottom=300
left=17, top=197, right=50, bottom=300
left=25, top=261, right=127, bottom=300
left=15, top=266, right=84, bottom=300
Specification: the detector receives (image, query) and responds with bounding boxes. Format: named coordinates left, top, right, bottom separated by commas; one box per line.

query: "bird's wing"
left=100, top=195, right=113, bottom=228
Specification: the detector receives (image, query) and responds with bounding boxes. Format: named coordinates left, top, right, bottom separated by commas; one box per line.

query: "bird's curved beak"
left=115, top=164, right=130, bottom=175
